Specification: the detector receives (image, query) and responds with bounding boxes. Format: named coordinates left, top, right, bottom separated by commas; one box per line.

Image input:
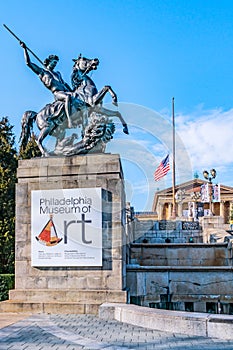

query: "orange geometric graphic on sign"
left=35, top=215, right=62, bottom=246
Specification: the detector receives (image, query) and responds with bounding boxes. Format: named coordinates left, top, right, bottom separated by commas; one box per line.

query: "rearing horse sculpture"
left=71, top=54, right=129, bottom=134
left=20, top=55, right=129, bottom=157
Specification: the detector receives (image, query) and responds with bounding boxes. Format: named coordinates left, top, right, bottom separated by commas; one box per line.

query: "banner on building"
left=188, top=201, right=194, bottom=218
left=31, top=188, right=103, bottom=267
left=212, top=184, right=220, bottom=202
left=197, top=202, right=204, bottom=217
left=201, top=183, right=210, bottom=203
left=200, top=183, right=220, bottom=203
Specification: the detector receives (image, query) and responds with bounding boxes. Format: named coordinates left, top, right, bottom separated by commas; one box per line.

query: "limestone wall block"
left=14, top=275, right=47, bottom=289
left=85, top=304, right=99, bottom=314
left=143, top=271, right=168, bottom=298
left=131, top=270, right=147, bottom=296
left=66, top=276, right=87, bottom=289
left=16, top=183, right=28, bottom=203
left=16, top=207, right=30, bottom=223
left=27, top=276, right=48, bottom=289
left=28, top=267, right=68, bottom=277
left=17, top=166, right=47, bottom=178
left=107, top=179, right=123, bottom=198
left=106, top=274, right=123, bottom=290
left=63, top=156, right=88, bottom=166
left=170, top=270, right=233, bottom=295
left=87, top=275, right=107, bottom=289
left=111, top=246, right=123, bottom=259
left=47, top=276, right=69, bottom=289
left=15, top=240, right=30, bottom=260
left=77, top=179, right=101, bottom=188
left=14, top=276, right=27, bottom=289
left=15, top=261, right=28, bottom=278
left=15, top=223, right=29, bottom=242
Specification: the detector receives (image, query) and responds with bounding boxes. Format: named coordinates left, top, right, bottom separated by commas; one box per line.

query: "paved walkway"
left=1, top=313, right=233, bottom=349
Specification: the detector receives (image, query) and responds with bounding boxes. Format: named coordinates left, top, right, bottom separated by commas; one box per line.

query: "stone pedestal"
left=1, top=154, right=127, bottom=314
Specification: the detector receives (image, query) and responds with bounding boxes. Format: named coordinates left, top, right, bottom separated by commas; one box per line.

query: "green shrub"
left=0, top=274, right=14, bottom=301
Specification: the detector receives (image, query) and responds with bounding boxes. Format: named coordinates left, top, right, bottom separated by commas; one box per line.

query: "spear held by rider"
left=3, top=23, right=74, bottom=128
left=3, top=24, right=44, bottom=66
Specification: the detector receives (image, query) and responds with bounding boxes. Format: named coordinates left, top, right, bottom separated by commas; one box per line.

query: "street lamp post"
left=203, top=168, right=217, bottom=215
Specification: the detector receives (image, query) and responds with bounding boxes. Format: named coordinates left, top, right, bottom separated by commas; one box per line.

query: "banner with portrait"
left=201, top=183, right=210, bottom=203
left=212, top=184, right=220, bottom=202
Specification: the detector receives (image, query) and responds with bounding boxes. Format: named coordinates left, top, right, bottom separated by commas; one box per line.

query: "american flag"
left=154, top=154, right=170, bottom=181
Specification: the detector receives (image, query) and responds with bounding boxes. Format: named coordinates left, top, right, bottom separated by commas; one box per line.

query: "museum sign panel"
left=31, top=188, right=103, bottom=267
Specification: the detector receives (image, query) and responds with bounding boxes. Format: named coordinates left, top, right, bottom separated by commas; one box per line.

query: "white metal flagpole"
left=171, top=97, right=176, bottom=219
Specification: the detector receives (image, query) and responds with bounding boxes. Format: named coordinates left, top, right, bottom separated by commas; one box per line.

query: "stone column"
left=158, top=203, right=163, bottom=220
left=220, top=201, right=225, bottom=219
left=168, top=203, right=172, bottom=219
left=177, top=202, right=183, bottom=218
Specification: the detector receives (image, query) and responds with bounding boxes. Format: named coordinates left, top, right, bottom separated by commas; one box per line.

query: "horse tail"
left=19, top=110, right=37, bottom=151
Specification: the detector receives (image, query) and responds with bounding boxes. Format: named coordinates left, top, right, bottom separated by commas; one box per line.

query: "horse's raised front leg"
left=92, top=86, right=118, bottom=106
left=106, top=86, right=118, bottom=106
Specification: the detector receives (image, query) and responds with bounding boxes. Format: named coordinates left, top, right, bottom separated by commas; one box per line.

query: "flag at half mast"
left=154, top=154, right=170, bottom=181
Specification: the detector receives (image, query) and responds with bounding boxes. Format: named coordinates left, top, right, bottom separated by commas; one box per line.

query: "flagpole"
left=171, top=97, right=176, bottom=218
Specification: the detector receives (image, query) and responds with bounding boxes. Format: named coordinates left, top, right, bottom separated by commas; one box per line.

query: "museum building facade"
left=152, top=178, right=233, bottom=223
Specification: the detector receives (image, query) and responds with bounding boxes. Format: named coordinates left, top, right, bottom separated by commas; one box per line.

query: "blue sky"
left=1, top=0, right=233, bottom=211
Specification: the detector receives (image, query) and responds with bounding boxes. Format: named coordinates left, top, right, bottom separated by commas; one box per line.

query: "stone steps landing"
left=0, top=300, right=99, bottom=314
left=9, top=289, right=127, bottom=302
left=0, top=289, right=127, bottom=314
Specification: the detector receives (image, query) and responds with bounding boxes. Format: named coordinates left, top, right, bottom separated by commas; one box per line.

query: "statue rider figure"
left=20, top=41, right=74, bottom=128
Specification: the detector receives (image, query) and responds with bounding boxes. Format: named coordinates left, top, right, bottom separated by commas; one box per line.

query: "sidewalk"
left=0, top=313, right=31, bottom=329
left=1, top=313, right=233, bottom=349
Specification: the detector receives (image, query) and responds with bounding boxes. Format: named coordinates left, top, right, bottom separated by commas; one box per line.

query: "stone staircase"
left=0, top=289, right=127, bottom=314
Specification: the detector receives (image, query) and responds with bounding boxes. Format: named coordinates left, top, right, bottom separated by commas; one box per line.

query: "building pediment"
left=152, top=179, right=233, bottom=212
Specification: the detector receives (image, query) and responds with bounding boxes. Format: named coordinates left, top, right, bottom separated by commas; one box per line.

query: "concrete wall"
left=130, top=243, right=232, bottom=266
left=127, top=265, right=233, bottom=312
left=127, top=240, right=233, bottom=313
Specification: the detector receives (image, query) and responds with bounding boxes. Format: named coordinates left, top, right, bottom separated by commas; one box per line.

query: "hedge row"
left=0, top=274, right=14, bottom=301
